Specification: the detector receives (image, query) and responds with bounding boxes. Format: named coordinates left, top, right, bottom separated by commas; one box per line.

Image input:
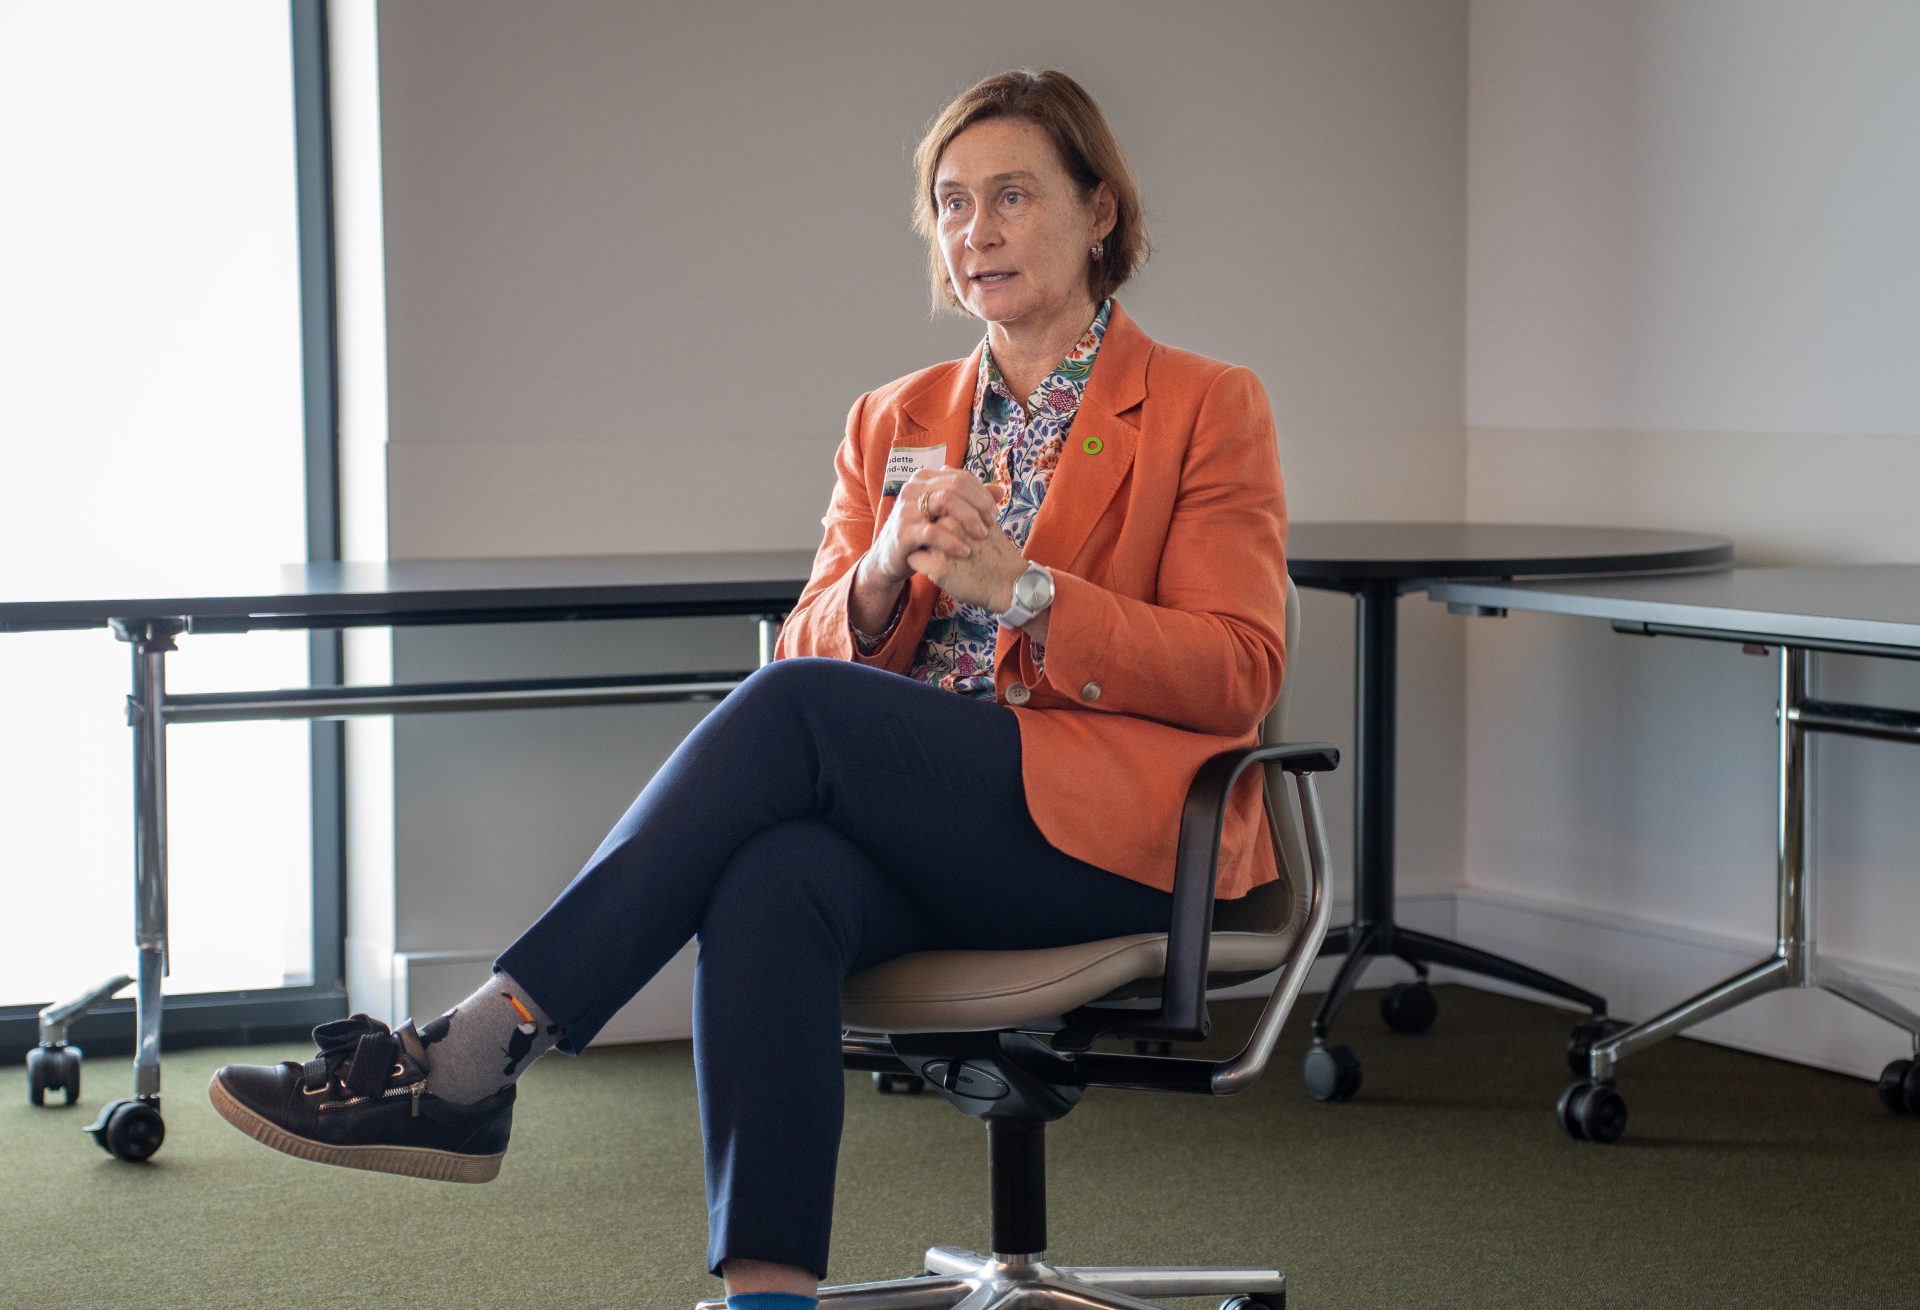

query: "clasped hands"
left=856, top=467, right=1025, bottom=616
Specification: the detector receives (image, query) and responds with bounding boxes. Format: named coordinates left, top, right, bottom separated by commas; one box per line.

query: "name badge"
left=882, top=443, right=946, bottom=498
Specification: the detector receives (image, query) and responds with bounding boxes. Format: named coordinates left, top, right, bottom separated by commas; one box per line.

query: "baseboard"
left=1445, top=886, right=1920, bottom=1080
left=345, top=934, right=399, bottom=1027
left=366, top=892, right=1915, bottom=1080
left=373, top=896, right=1455, bottom=1049
left=1209, top=892, right=1452, bottom=1001
left=385, top=944, right=698, bottom=1045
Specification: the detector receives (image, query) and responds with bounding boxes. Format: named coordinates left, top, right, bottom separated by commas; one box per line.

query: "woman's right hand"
left=857, top=467, right=1003, bottom=591
left=848, top=468, right=1005, bottom=637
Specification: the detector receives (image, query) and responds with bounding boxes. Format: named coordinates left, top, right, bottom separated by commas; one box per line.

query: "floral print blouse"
left=904, top=300, right=1111, bottom=698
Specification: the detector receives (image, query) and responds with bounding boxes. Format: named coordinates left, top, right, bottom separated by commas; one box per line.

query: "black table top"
left=0, top=551, right=821, bottom=633
left=1427, top=565, right=1920, bottom=657
left=0, top=523, right=1735, bottom=636
left=1285, top=522, right=1732, bottom=585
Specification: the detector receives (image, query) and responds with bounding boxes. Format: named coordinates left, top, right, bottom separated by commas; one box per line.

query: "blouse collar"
left=975, top=299, right=1113, bottom=422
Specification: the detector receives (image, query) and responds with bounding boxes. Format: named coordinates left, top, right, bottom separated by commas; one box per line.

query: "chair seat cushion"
left=841, top=929, right=1295, bottom=1034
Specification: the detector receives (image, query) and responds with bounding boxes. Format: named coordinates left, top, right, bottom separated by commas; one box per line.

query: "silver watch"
left=998, top=563, right=1055, bottom=629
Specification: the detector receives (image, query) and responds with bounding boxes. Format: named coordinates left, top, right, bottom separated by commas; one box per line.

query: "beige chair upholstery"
left=839, top=879, right=1299, bottom=1036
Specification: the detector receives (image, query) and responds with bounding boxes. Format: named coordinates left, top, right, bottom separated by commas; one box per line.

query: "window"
left=0, top=1, right=340, bottom=1045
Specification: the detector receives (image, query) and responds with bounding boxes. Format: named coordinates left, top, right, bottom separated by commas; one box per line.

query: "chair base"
left=695, top=1245, right=1286, bottom=1308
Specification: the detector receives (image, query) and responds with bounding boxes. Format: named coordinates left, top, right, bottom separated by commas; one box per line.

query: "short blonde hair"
left=912, top=68, right=1149, bottom=313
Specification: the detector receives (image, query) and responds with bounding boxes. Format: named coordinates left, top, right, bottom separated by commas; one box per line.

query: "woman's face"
left=934, top=117, right=1114, bottom=337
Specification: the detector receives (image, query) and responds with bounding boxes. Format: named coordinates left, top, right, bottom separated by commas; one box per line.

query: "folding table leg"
left=85, top=618, right=182, bottom=1163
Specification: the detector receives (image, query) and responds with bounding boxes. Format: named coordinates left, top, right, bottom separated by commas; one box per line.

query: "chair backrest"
left=1211, top=575, right=1309, bottom=944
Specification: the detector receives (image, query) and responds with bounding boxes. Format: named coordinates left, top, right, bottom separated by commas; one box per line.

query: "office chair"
left=697, top=579, right=1337, bottom=1310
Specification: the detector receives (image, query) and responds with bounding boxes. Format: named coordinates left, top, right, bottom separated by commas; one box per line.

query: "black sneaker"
left=209, top=1013, right=513, bottom=1184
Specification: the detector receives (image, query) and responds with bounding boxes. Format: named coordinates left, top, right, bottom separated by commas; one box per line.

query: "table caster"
left=85, top=1097, right=166, bottom=1162
left=26, top=1043, right=82, bottom=1106
left=32, top=974, right=129, bottom=1110
left=872, top=1071, right=924, bottom=1095
left=1302, top=1042, right=1362, bottom=1102
left=1877, top=1058, right=1919, bottom=1115
left=1557, top=1079, right=1627, bottom=1143
left=1380, top=980, right=1437, bottom=1034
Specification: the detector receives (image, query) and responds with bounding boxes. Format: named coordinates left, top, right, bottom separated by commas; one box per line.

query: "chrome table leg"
left=82, top=619, right=181, bottom=1162
left=1567, top=645, right=1920, bottom=1136
left=1588, top=957, right=1790, bottom=1080
left=1819, top=963, right=1920, bottom=1055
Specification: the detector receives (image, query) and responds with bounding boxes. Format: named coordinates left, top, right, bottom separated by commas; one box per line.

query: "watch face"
left=1016, top=567, right=1052, bottom=610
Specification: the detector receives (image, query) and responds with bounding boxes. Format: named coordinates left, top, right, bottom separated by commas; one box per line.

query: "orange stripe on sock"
left=505, top=994, right=534, bottom=1024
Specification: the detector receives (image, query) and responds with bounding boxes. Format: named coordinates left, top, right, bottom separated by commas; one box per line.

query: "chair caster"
left=1877, top=1058, right=1920, bottom=1115
left=84, top=1097, right=166, bottom=1162
left=1557, top=1079, right=1627, bottom=1143
left=872, top=1071, right=925, bottom=1095
left=1302, top=1043, right=1361, bottom=1102
left=26, top=1043, right=82, bottom=1107
left=1567, top=1018, right=1614, bottom=1075
left=1220, top=1294, right=1285, bottom=1310
left=1379, top=980, right=1437, bottom=1034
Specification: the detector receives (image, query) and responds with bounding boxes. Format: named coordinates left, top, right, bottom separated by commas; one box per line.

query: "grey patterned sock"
left=397, top=970, right=562, bottom=1106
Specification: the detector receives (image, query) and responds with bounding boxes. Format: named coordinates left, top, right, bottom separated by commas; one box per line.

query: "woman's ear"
left=1091, top=181, right=1118, bottom=242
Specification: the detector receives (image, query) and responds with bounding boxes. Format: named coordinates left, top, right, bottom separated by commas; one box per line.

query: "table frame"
left=4, top=554, right=813, bottom=1157
left=1285, top=524, right=1732, bottom=1099
left=1431, top=570, right=1920, bottom=1137
left=1302, top=577, right=1609, bottom=1034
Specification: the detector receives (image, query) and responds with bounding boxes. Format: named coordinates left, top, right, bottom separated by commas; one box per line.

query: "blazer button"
left=1080, top=681, right=1102, bottom=703
left=1005, top=682, right=1031, bottom=706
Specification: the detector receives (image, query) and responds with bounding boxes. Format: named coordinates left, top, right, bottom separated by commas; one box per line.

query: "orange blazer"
left=774, top=302, right=1289, bottom=899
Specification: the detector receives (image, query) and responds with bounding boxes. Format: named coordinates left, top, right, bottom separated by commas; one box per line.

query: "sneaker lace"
left=296, top=1014, right=404, bottom=1098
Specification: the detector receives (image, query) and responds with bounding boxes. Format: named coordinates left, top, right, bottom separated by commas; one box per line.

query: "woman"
left=209, top=68, right=1288, bottom=1308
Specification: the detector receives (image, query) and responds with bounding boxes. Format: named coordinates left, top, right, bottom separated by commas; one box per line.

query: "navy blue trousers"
left=494, top=657, right=1180, bottom=1279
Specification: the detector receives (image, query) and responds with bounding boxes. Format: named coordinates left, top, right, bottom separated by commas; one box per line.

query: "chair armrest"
left=1127, top=741, right=1340, bottom=1043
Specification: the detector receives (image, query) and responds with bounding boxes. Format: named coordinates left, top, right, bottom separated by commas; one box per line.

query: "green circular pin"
left=1082, top=436, right=1104, bottom=455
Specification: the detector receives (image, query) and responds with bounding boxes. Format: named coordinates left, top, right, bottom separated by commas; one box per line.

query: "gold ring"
left=918, top=492, right=934, bottom=519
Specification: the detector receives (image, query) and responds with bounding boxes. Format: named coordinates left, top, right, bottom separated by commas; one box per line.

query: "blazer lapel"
left=884, top=307, right=1151, bottom=572
left=1022, top=301, right=1150, bottom=571
left=891, top=344, right=983, bottom=499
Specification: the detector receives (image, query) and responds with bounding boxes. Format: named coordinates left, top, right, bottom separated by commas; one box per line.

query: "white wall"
left=1462, top=0, right=1920, bottom=1076
left=345, top=1, right=1920, bottom=1080
left=350, top=0, right=1471, bottom=1035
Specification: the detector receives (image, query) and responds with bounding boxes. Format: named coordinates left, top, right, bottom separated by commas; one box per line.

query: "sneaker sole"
left=208, top=1076, right=502, bottom=1184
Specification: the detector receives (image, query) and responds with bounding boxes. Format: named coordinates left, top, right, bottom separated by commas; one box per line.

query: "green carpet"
left=2, top=986, right=1912, bottom=1308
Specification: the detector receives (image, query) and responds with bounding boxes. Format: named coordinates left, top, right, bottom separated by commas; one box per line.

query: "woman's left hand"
left=908, top=481, right=1025, bottom=612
